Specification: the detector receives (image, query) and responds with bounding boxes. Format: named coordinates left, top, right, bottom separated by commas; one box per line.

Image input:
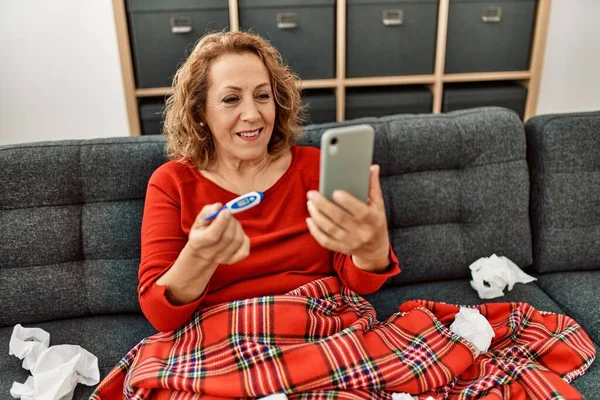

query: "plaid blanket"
left=91, top=277, right=595, bottom=399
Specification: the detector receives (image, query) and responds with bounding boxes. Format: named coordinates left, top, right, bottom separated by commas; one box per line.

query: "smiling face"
left=204, top=52, right=276, bottom=166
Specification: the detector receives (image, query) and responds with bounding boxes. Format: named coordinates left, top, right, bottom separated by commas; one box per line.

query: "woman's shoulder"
left=289, top=145, right=320, bottom=188
left=292, top=144, right=320, bottom=166
left=148, top=159, right=199, bottom=188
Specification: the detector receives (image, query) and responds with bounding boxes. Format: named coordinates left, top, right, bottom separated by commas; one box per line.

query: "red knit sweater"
left=139, top=145, right=400, bottom=332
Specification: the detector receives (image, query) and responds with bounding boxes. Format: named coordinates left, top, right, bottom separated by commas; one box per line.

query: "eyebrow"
left=223, top=82, right=271, bottom=91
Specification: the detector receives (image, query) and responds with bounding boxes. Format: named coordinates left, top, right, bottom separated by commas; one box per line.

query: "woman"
left=92, top=31, right=594, bottom=400
left=138, top=30, right=400, bottom=333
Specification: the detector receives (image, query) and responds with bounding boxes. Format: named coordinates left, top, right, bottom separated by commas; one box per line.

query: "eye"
left=256, top=93, right=271, bottom=101
left=222, top=96, right=238, bottom=104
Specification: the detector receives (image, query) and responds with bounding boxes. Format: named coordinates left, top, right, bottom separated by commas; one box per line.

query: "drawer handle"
left=382, top=9, right=403, bottom=26
left=170, top=16, right=192, bottom=34
left=482, top=7, right=502, bottom=23
left=277, top=13, right=298, bottom=30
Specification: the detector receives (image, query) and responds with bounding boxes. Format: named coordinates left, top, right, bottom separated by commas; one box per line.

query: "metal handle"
left=482, top=7, right=502, bottom=23
left=382, top=9, right=403, bottom=26
left=170, top=17, right=192, bottom=34
left=277, top=13, right=298, bottom=30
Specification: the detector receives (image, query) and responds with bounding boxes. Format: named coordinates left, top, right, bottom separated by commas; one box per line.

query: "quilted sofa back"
left=300, top=107, right=533, bottom=285
left=0, top=137, right=167, bottom=327
left=0, top=107, right=533, bottom=326
left=526, top=111, right=600, bottom=273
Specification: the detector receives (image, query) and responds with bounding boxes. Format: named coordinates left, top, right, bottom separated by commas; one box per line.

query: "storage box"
left=139, top=99, right=165, bottom=135
left=302, top=89, right=337, bottom=125
left=127, top=0, right=229, bottom=88
left=239, top=0, right=336, bottom=80
left=346, top=0, right=438, bottom=78
left=345, top=86, right=433, bottom=119
left=445, top=0, right=537, bottom=73
left=442, top=82, right=528, bottom=119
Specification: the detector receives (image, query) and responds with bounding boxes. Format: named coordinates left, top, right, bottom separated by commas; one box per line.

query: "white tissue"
left=391, top=394, right=416, bottom=400
left=9, top=325, right=50, bottom=371
left=469, top=254, right=536, bottom=299
left=258, top=395, right=288, bottom=400
left=450, top=307, right=495, bottom=356
left=9, top=324, right=100, bottom=400
left=391, top=394, right=434, bottom=400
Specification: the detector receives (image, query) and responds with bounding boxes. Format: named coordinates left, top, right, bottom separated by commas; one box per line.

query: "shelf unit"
left=112, top=0, right=552, bottom=136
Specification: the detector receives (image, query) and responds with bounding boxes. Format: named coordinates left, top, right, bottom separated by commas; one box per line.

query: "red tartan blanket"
left=91, top=277, right=595, bottom=399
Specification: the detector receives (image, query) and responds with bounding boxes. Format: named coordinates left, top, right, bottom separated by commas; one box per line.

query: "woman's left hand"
left=306, top=164, right=391, bottom=273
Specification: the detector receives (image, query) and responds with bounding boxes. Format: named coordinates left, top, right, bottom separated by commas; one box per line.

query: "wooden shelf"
left=133, top=73, right=534, bottom=96
left=298, top=79, right=339, bottom=89
left=443, top=71, right=532, bottom=83
left=112, top=0, right=552, bottom=134
left=345, top=75, right=436, bottom=87
left=112, top=0, right=140, bottom=135
left=136, top=87, right=172, bottom=97
left=136, top=80, right=341, bottom=97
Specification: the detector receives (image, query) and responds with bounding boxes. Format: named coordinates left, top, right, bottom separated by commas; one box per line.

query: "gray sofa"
left=1, top=107, right=598, bottom=398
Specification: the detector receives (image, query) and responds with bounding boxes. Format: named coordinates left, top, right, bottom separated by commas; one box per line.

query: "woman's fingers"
left=367, top=164, right=384, bottom=207
left=331, top=190, right=371, bottom=222
left=226, top=233, right=251, bottom=265
left=306, top=217, right=348, bottom=254
left=189, top=204, right=251, bottom=265
left=204, top=208, right=234, bottom=242
left=307, top=191, right=353, bottom=228
left=214, top=219, right=247, bottom=264
left=306, top=200, right=348, bottom=241
left=192, top=203, right=222, bottom=229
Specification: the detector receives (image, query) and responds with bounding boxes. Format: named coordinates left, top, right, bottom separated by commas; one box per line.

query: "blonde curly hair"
left=163, top=31, right=304, bottom=169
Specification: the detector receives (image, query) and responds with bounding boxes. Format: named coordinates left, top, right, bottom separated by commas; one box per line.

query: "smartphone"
left=319, top=124, right=375, bottom=203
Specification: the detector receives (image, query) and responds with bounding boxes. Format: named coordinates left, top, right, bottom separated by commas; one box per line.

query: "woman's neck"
left=206, top=152, right=273, bottom=182
left=200, top=149, right=291, bottom=195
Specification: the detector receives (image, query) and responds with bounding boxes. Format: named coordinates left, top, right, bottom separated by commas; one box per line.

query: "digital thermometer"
left=203, top=191, right=264, bottom=221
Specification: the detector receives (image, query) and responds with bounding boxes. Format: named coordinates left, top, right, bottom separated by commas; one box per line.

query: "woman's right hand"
left=188, top=203, right=251, bottom=266
left=155, top=202, right=250, bottom=306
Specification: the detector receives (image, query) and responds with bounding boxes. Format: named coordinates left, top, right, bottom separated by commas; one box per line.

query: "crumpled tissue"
left=9, top=324, right=100, bottom=400
left=258, top=395, right=288, bottom=400
left=469, top=254, right=536, bottom=299
left=450, top=307, right=495, bottom=356
left=391, top=393, right=434, bottom=400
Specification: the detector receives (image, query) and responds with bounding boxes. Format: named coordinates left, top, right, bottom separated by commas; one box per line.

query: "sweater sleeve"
left=333, top=245, right=400, bottom=294
left=138, top=168, right=206, bottom=332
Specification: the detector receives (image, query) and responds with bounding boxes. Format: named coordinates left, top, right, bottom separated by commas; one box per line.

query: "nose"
left=240, top=98, right=260, bottom=122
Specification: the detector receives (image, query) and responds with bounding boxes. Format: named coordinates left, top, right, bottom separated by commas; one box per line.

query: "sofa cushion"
left=0, top=314, right=156, bottom=400
left=364, top=280, right=565, bottom=321
left=0, top=258, right=143, bottom=328
left=0, top=137, right=167, bottom=327
left=526, top=111, right=600, bottom=273
left=300, top=108, right=533, bottom=285
left=535, top=271, right=600, bottom=344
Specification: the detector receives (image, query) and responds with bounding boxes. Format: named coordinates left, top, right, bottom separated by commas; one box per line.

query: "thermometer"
left=203, top=191, right=264, bottom=221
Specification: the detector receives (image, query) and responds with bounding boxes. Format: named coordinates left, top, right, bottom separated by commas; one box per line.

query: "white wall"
left=0, top=1, right=129, bottom=146
left=0, top=1, right=598, bottom=146
left=536, top=0, right=600, bottom=115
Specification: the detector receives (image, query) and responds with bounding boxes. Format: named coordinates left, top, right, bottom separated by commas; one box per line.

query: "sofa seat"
left=365, top=280, right=566, bottom=321
left=0, top=314, right=155, bottom=400
left=535, top=271, right=600, bottom=344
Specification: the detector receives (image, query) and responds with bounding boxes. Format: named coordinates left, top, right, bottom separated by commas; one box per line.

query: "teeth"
left=239, top=129, right=260, bottom=137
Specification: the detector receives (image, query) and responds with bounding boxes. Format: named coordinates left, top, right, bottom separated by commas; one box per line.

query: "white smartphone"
left=319, top=124, right=375, bottom=203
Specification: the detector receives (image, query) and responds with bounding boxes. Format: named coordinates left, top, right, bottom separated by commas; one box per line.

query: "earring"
left=200, top=122, right=205, bottom=127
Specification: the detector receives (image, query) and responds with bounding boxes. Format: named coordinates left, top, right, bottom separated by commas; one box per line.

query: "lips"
left=236, top=128, right=263, bottom=141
